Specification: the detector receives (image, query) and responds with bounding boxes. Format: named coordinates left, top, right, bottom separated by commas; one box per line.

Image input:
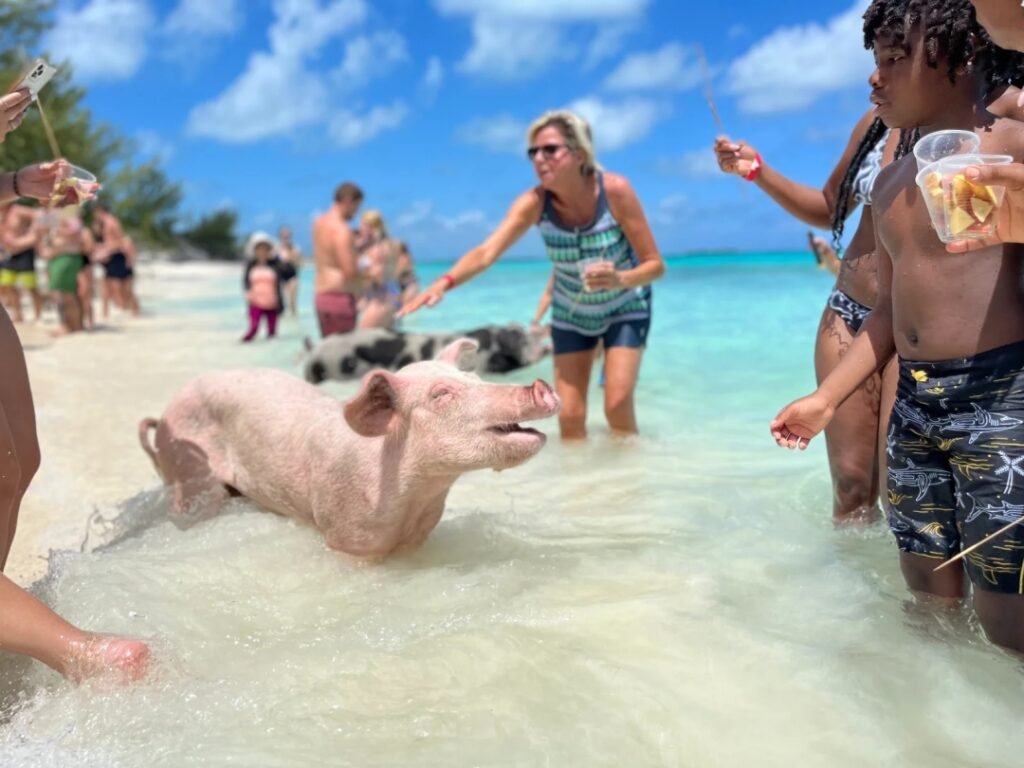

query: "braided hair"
left=831, top=0, right=1024, bottom=250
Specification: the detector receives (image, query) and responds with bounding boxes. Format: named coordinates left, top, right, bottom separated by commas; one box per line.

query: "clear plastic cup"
left=916, top=161, right=949, bottom=237
left=49, top=164, right=98, bottom=208
left=913, top=130, right=981, bottom=172
left=577, top=256, right=614, bottom=292
left=916, top=154, right=1012, bottom=243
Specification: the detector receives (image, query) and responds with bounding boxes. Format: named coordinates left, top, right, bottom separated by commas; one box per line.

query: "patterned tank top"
left=539, top=173, right=652, bottom=336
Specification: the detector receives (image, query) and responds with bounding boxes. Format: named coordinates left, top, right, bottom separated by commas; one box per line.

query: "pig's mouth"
left=487, top=422, right=544, bottom=438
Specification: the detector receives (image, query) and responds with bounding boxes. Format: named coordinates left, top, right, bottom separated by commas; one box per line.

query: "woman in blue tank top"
left=399, top=110, right=665, bottom=439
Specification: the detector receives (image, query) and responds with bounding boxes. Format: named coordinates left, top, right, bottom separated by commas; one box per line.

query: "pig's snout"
left=531, top=380, right=560, bottom=413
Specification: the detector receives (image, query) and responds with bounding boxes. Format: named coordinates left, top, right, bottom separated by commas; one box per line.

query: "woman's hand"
left=713, top=136, right=759, bottom=178
left=12, top=160, right=78, bottom=202
left=396, top=279, right=448, bottom=317
left=945, top=162, right=1024, bottom=252
left=583, top=262, right=623, bottom=292
left=770, top=392, right=835, bottom=450
left=0, top=89, right=31, bottom=144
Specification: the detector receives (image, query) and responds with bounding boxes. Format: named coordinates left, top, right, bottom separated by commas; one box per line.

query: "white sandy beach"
left=8, top=260, right=258, bottom=584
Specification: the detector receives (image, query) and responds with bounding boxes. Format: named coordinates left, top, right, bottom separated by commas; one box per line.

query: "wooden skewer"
left=696, top=45, right=725, bottom=135
left=34, top=95, right=63, bottom=160
left=934, top=515, right=1024, bottom=571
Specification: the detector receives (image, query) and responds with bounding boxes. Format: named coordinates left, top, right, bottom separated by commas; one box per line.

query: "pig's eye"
left=430, top=386, right=454, bottom=401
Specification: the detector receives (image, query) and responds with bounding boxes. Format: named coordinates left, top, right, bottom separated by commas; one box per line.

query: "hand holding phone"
left=9, top=58, right=58, bottom=100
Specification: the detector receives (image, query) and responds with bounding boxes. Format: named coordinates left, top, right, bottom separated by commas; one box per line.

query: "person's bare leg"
left=126, top=278, right=140, bottom=316
left=8, top=285, right=23, bottom=323
left=77, top=272, right=93, bottom=331
left=102, top=278, right=112, bottom=319
left=66, top=292, right=83, bottom=333
left=815, top=307, right=881, bottom=524
left=0, top=307, right=39, bottom=558
left=29, top=286, right=42, bottom=322
left=553, top=349, right=596, bottom=440
left=900, top=552, right=966, bottom=600
left=602, top=345, right=643, bottom=436
left=287, top=278, right=298, bottom=317
left=973, top=591, right=1024, bottom=654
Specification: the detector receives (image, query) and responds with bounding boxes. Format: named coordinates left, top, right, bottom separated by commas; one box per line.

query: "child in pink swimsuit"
left=242, top=232, right=282, bottom=342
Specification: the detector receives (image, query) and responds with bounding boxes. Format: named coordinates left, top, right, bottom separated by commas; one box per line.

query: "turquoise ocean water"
left=4, top=253, right=1024, bottom=767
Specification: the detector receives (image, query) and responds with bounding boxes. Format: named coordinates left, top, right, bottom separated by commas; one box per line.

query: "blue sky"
left=44, top=0, right=877, bottom=260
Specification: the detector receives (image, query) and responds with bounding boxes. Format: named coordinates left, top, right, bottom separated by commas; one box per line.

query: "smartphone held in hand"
left=9, top=58, right=57, bottom=100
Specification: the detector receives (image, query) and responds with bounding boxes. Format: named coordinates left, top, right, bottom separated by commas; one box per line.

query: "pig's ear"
left=343, top=371, right=402, bottom=437
left=436, top=338, right=479, bottom=371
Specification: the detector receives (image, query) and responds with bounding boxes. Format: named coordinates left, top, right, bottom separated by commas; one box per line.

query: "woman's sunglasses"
left=527, top=143, right=570, bottom=161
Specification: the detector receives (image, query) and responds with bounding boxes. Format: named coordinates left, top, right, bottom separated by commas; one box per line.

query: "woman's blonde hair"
left=361, top=209, right=389, bottom=239
left=526, top=110, right=600, bottom=176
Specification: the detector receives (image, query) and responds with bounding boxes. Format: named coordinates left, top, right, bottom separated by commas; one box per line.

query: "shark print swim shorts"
left=886, top=340, right=1024, bottom=593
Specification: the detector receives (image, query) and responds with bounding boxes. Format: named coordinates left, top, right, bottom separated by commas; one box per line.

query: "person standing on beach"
left=355, top=210, right=401, bottom=330
left=242, top=231, right=283, bottom=342
left=1, top=202, right=42, bottom=323
left=39, top=213, right=92, bottom=335
left=0, top=107, right=150, bottom=681
left=400, top=110, right=665, bottom=440
left=277, top=226, right=302, bottom=317
left=92, top=201, right=131, bottom=319
left=312, top=182, right=363, bottom=337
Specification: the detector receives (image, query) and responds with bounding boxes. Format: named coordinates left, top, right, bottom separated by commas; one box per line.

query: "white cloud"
left=569, top=96, right=668, bottom=151
left=187, top=52, right=329, bottom=141
left=268, top=0, right=367, bottom=53
left=456, top=114, right=527, bottom=153
left=435, top=0, right=648, bottom=80
left=395, top=199, right=490, bottom=233
left=328, top=101, right=408, bottom=147
left=186, top=0, right=368, bottom=142
left=604, top=43, right=702, bottom=92
left=48, top=0, right=154, bottom=82
left=727, top=24, right=748, bottom=40
left=582, top=24, right=634, bottom=71
left=656, top=148, right=721, bottom=179
left=726, top=1, right=872, bottom=114
left=421, top=56, right=444, bottom=93
left=333, top=31, right=408, bottom=88
left=439, top=209, right=487, bottom=230
left=396, top=200, right=433, bottom=229
left=434, top=0, right=647, bottom=21
left=164, top=0, right=241, bottom=36
left=457, top=16, right=571, bottom=79
left=135, top=130, right=176, bottom=161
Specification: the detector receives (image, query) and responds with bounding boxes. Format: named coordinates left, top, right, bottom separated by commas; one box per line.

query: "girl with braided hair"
left=773, top=0, right=1024, bottom=652
left=714, top=64, right=903, bottom=526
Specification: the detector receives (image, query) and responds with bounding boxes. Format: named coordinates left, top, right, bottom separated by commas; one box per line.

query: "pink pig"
left=138, top=339, right=560, bottom=560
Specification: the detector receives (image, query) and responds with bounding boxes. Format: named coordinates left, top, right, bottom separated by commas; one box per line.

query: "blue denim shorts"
left=551, top=316, right=650, bottom=355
